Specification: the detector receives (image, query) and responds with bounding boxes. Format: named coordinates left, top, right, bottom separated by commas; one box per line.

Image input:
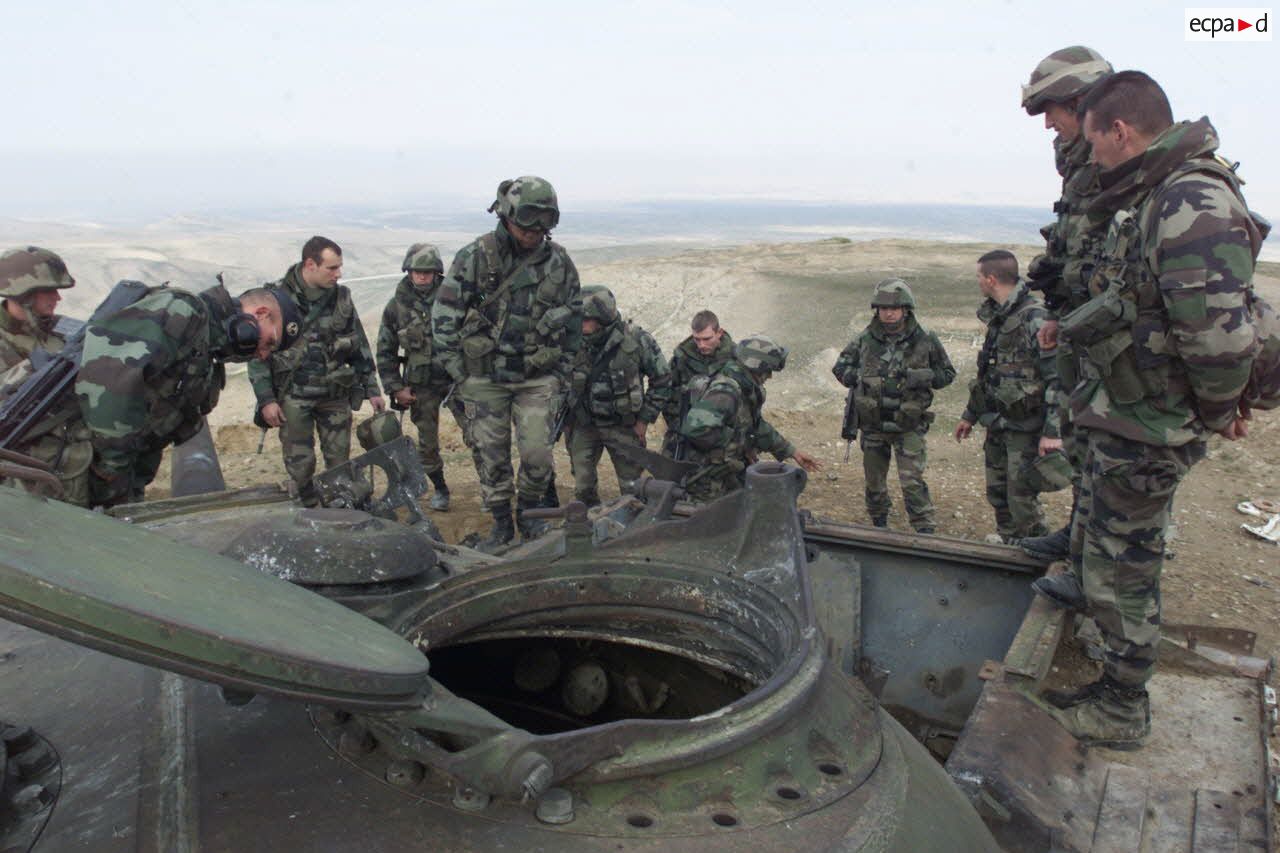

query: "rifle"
left=840, top=387, right=859, bottom=462
left=552, top=336, right=622, bottom=444
left=671, top=388, right=692, bottom=461
left=0, top=280, right=152, bottom=452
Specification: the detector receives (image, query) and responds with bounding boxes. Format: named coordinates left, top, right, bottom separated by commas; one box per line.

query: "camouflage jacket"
left=1028, top=135, right=1109, bottom=317
left=1066, top=118, right=1261, bottom=446
left=248, top=264, right=378, bottom=408
left=961, top=280, right=1060, bottom=438
left=663, top=331, right=735, bottom=421
left=0, top=305, right=67, bottom=370
left=376, top=276, right=450, bottom=394
left=833, top=314, right=956, bottom=434
left=568, top=318, right=672, bottom=428
left=680, top=359, right=794, bottom=488
left=432, top=223, right=581, bottom=384
left=75, top=283, right=237, bottom=478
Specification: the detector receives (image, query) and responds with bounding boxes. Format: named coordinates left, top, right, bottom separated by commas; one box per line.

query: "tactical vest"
left=684, top=365, right=754, bottom=477
left=575, top=323, right=646, bottom=425
left=136, top=288, right=225, bottom=446
left=851, top=323, right=937, bottom=433
left=974, top=287, right=1048, bottom=431
left=270, top=285, right=360, bottom=399
left=387, top=281, right=439, bottom=388
left=458, top=233, right=575, bottom=383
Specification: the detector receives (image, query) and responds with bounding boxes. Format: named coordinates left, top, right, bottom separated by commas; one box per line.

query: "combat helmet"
left=735, top=334, right=788, bottom=374
left=401, top=243, right=443, bottom=274
left=1021, top=450, right=1072, bottom=493
left=870, top=278, right=916, bottom=310
left=0, top=246, right=75, bottom=299
left=1021, top=46, right=1113, bottom=115
left=488, top=176, right=560, bottom=232
left=579, top=285, right=618, bottom=324
left=356, top=411, right=403, bottom=452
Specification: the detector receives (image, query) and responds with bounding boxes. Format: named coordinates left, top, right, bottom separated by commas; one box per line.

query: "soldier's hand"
left=369, top=395, right=387, bottom=413
left=633, top=420, right=648, bottom=446
left=791, top=450, right=821, bottom=473
left=1038, top=320, right=1059, bottom=350
left=1216, top=400, right=1252, bottom=441
left=393, top=388, right=415, bottom=408
left=954, top=420, right=973, bottom=441
left=261, top=402, right=286, bottom=428
left=1038, top=436, right=1064, bottom=455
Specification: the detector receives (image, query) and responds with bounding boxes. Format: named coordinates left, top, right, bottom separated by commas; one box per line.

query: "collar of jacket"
left=978, top=279, right=1032, bottom=324
left=198, top=282, right=238, bottom=357
left=1055, top=133, right=1091, bottom=178
left=395, top=275, right=435, bottom=310
left=1091, top=117, right=1221, bottom=217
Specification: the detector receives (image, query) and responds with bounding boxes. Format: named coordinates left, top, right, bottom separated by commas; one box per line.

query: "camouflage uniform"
left=680, top=338, right=795, bottom=502
left=833, top=282, right=955, bottom=531
left=249, top=264, right=379, bottom=503
left=565, top=287, right=672, bottom=505
left=0, top=246, right=75, bottom=370
left=961, top=280, right=1060, bottom=540
left=432, top=181, right=581, bottom=528
left=1063, top=118, right=1262, bottom=689
left=376, top=248, right=467, bottom=491
left=661, top=330, right=734, bottom=455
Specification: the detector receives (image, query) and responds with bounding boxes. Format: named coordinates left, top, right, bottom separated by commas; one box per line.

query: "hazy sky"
left=3, top=0, right=1275, bottom=219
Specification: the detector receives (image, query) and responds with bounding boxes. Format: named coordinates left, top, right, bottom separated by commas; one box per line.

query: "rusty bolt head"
left=535, top=787, right=575, bottom=825
left=452, top=785, right=491, bottom=812
left=385, top=760, right=426, bottom=788
left=337, top=727, right=376, bottom=757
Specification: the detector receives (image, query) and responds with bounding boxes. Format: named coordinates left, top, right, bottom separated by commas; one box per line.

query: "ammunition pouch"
left=535, top=305, right=573, bottom=340
left=894, top=400, right=928, bottom=431
left=404, top=351, right=433, bottom=387
left=1056, top=342, right=1079, bottom=396
left=1062, top=287, right=1170, bottom=405
left=905, top=368, right=934, bottom=390
left=461, top=336, right=496, bottom=378
left=992, top=376, right=1044, bottom=422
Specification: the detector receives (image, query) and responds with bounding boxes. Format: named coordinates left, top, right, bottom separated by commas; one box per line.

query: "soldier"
left=376, top=243, right=465, bottom=511
left=9, top=279, right=298, bottom=507
left=0, top=246, right=75, bottom=369
left=250, top=236, right=385, bottom=507
left=662, top=310, right=734, bottom=456
left=1018, top=46, right=1114, bottom=563
left=954, top=250, right=1061, bottom=542
left=680, top=335, right=819, bottom=502
left=562, top=286, right=672, bottom=506
left=1032, top=72, right=1262, bottom=748
left=833, top=279, right=955, bottom=533
left=432, top=176, right=581, bottom=551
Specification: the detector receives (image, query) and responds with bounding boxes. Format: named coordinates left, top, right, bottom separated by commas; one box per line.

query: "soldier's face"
left=1042, top=102, right=1080, bottom=141
left=582, top=318, right=602, bottom=335
left=303, top=249, right=343, bottom=288
left=877, top=306, right=905, bottom=327
left=410, top=271, right=436, bottom=287
left=27, top=289, right=61, bottom=318
left=976, top=267, right=997, bottom=300
left=253, top=309, right=283, bottom=361
left=692, top=325, right=723, bottom=355
left=507, top=221, right=546, bottom=251
left=1082, top=112, right=1125, bottom=170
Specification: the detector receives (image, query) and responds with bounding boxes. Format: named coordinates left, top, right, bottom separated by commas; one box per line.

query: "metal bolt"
left=452, top=785, right=491, bottom=812
left=16, top=745, right=55, bottom=780
left=337, top=727, right=375, bottom=757
left=535, top=787, right=575, bottom=825
left=2, top=725, right=36, bottom=756
left=13, top=784, right=52, bottom=815
left=385, top=760, right=426, bottom=788
left=938, top=596, right=949, bottom=606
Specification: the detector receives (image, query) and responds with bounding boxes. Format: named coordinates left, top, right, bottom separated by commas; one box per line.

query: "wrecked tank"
left=0, top=436, right=1275, bottom=851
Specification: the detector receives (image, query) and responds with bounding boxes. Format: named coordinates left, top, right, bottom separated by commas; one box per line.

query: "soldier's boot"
left=427, top=471, right=450, bottom=512
left=516, top=496, right=550, bottom=540
left=539, top=473, right=561, bottom=509
left=915, top=525, right=936, bottom=535
left=1041, top=677, right=1108, bottom=709
left=1031, top=571, right=1086, bottom=610
left=477, top=505, right=516, bottom=554
left=871, top=516, right=888, bottom=528
left=1021, top=525, right=1071, bottom=562
left=298, top=480, right=321, bottom=509
left=1045, top=677, right=1150, bottom=750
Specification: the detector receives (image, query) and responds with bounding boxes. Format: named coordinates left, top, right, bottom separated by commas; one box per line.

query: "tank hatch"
left=0, top=489, right=429, bottom=711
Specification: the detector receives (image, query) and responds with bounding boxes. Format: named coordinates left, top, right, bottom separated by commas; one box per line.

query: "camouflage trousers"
left=459, top=373, right=558, bottom=512
left=404, top=381, right=466, bottom=477
left=279, top=395, right=352, bottom=497
left=1069, top=429, right=1205, bottom=687
left=983, top=428, right=1049, bottom=541
left=10, top=413, right=93, bottom=507
left=566, top=421, right=644, bottom=506
left=1057, top=342, right=1086, bottom=512
left=861, top=429, right=934, bottom=530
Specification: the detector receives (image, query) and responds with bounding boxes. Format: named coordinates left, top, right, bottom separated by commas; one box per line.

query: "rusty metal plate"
left=0, top=489, right=429, bottom=710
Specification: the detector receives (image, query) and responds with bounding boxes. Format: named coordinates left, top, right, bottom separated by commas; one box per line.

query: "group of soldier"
left=0, top=45, right=1271, bottom=754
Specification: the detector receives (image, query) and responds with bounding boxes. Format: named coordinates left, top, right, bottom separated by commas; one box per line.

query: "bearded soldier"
left=680, top=335, right=819, bottom=502
left=954, top=250, right=1061, bottom=542
left=1032, top=72, right=1262, bottom=748
left=834, top=279, right=955, bottom=533
left=0, top=246, right=75, bottom=370
left=432, top=176, right=581, bottom=551
left=376, top=243, right=466, bottom=510
left=250, top=236, right=385, bottom=507
left=1018, top=46, right=1114, bottom=563
left=662, top=309, right=734, bottom=456
left=563, top=286, right=671, bottom=506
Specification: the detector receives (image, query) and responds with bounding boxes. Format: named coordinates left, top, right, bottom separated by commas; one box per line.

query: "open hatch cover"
left=0, top=488, right=429, bottom=711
